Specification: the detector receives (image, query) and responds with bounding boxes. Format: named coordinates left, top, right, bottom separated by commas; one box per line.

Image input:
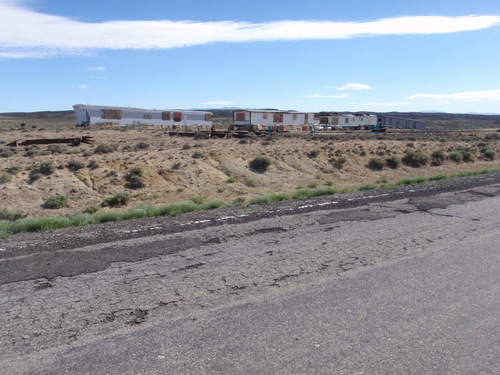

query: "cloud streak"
left=406, top=89, right=500, bottom=102
left=337, top=83, right=372, bottom=90
left=1, top=1, right=499, bottom=58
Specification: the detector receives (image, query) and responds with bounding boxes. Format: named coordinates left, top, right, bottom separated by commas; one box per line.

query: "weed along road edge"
left=0, top=176, right=499, bottom=374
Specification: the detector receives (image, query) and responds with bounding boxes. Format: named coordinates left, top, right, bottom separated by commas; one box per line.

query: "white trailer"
left=73, top=105, right=212, bottom=128
left=318, top=113, right=378, bottom=129
left=233, top=110, right=319, bottom=130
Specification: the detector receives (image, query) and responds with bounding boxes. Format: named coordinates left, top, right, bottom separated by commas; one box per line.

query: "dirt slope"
left=0, top=126, right=499, bottom=218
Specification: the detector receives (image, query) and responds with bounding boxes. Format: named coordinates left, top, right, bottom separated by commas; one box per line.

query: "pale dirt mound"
left=0, top=127, right=499, bottom=218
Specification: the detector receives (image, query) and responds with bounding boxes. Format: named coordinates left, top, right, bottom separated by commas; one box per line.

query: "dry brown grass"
left=1, top=119, right=499, bottom=218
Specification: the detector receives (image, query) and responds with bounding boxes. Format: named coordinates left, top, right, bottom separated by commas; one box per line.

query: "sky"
left=1, top=0, right=500, bottom=114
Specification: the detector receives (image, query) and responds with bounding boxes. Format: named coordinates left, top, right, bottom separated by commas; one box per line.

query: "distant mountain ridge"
left=0, top=110, right=74, bottom=119
left=378, top=111, right=500, bottom=121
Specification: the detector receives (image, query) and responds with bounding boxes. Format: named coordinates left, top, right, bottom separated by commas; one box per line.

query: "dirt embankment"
left=0, top=126, right=499, bottom=218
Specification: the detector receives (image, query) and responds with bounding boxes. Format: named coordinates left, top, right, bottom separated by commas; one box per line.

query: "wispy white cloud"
left=1, top=1, right=499, bottom=58
left=200, top=101, right=233, bottom=105
left=305, top=94, right=349, bottom=98
left=336, top=83, right=372, bottom=90
left=87, top=66, right=106, bottom=71
left=78, top=85, right=89, bottom=89
left=406, top=89, right=500, bottom=102
left=366, top=101, right=411, bottom=106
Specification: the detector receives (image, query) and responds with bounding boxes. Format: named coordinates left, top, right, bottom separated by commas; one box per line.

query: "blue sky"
left=1, top=0, right=500, bottom=113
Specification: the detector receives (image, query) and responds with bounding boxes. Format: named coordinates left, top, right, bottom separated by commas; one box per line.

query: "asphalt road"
left=0, top=180, right=499, bottom=374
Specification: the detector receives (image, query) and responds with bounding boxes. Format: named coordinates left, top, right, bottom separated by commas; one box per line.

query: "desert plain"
left=0, top=113, right=499, bottom=219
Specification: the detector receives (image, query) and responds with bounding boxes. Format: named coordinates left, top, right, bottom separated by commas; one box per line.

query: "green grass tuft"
left=428, top=173, right=448, bottom=181
left=249, top=193, right=289, bottom=205
left=357, top=184, right=378, bottom=191
left=200, top=200, right=225, bottom=210
left=291, top=186, right=336, bottom=199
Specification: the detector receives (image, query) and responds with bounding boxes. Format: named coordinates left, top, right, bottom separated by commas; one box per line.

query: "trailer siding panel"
left=73, top=105, right=212, bottom=127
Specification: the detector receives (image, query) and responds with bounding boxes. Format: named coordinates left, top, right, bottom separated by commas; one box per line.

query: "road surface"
left=0, top=177, right=499, bottom=374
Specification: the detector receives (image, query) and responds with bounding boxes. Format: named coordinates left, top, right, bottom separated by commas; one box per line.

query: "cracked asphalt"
left=0, top=173, right=499, bottom=374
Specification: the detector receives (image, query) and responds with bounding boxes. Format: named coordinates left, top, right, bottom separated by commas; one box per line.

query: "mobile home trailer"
left=73, top=105, right=213, bottom=128
left=377, top=116, right=426, bottom=130
left=233, top=110, right=320, bottom=130
left=318, top=112, right=378, bottom=129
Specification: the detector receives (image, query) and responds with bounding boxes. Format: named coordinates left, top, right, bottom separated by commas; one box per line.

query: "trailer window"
left=162, top=112, right=171, bottom=121
left=273, top=113, right=283, bottom=123
left=205, top=113, right=212, bottom=122
left=263, top=113, right=268, bottom=119
left=174, top=112, right=182, bottom=122
left=236, top=113, right=246, bottom=121
left=293, top=114, right=297, bottom=120
left=101, top=109, right=122, bottom=119
left=144, top=114, right=152, bottom=119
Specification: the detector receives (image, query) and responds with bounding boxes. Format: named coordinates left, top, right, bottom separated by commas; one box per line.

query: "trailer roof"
left=73, top=104, right=212, bottom=114
left=233, top=109, right=316, bottom=114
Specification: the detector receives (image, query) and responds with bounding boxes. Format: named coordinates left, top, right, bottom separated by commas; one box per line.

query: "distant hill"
left=374, top=112, right=500, bottom=130
left=0, top=110, right=75, bottom=120
left=376, top=111, right=500, bottom=122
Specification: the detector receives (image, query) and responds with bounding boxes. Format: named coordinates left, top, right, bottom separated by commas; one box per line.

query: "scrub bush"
left=94, top=143, right=117, bottom=154
left=483, top=148, right=496, bottom=160
left=402, top=150, right=429, bottom=167
left=102, top=192, right=130, bottom=207
left=385, top=155, right=400, bottom=169
left=39, top=161, right=55, bottom=175
left=0, top=147, right=15, bottom=158
left=431, top=149, right=446, bottom=165
left=44, top=194, right=68, bottom=209
left=87, top=160, right=99, bottom=169
left=6, top=165, right=21, bottom=175
left=246, top=178, right=257, bottom=187
left=135, top=142, right=149, bottom=150
left=0, top=172, right=13, bottom=183
left=126, top=167, right=145, bottom=189
left=448, top=150, right=463, bottom=162
left=308, top=149, right=320, bottom=158
left=66, top=159, right=85, bottom=171
left=368, top=158, right=386, bottom=170
left=249, top=155, right=271, bottom=172
left=48, top=144, right=64, bottom=154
